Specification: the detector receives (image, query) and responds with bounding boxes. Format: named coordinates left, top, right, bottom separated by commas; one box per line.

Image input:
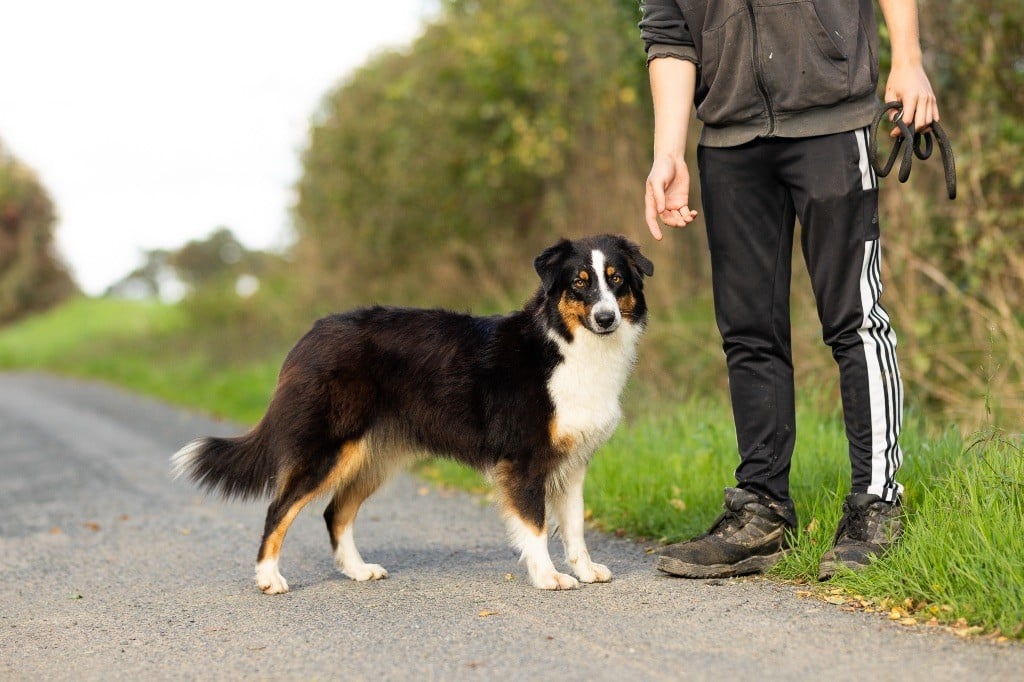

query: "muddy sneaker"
left=657, top=487, right=797, bottom=578
left=818, top=493, right=903, bottom=580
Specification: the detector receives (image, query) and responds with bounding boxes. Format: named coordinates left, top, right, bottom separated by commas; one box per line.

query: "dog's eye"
left=609, top=273, right=623, bottom=286
left=572, top=277, right=587, bottom=289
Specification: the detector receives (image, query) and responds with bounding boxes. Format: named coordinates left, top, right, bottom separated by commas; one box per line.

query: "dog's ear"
left=618, top=236, right=654, bottom=280
left=534, top=239, right=573, bottom=292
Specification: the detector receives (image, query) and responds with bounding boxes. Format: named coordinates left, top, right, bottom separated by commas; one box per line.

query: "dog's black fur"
left=172, top=234, right=652, bottom=592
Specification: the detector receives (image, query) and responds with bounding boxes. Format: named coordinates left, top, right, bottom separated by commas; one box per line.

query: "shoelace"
left=701, top=508, right=745, bottom=539
left=834, top=504, right=870, bottom=543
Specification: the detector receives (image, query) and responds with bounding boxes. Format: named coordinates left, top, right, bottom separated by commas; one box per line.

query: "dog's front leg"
left=550, top=461, right=612, bottom=584
left=504, top=514, right=579, bottom=590
left=496, top=464, right=578, bottom=590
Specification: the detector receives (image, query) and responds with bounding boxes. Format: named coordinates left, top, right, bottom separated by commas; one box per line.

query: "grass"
left=1, top=297, right=1021, bottom=640
left=0, top=296, right=282, bottom=423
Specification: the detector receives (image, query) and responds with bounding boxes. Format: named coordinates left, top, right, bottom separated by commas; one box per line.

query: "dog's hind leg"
left=548, top=461, right=612, bottom=584
left=255, top=486, right=312, bottom=595
left=255, top=441, right=368, bottom=594
left=323, top=464, right=389, bottom=581
left=494, top=462, right=579, bottom=590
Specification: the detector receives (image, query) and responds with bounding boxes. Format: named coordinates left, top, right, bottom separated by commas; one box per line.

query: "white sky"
left=0, top=1, right=436, bottom=295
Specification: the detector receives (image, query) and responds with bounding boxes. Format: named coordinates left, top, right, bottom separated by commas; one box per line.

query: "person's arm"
left=878, top=0, right=939, bottom=134
left=645, top=57, right=698, bottom=240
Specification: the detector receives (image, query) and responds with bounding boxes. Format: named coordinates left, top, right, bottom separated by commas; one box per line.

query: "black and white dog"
left=172, top=234, right=653, bottom=593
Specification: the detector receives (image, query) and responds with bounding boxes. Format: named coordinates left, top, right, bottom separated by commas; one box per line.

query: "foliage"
left=294, top=0, right=652, bottom=311
left=290, top=0, right=1024, bottom=431
left=0, top=139, right=77, bottom=324
left=874, top=0, right=1024, bottom=426
left=0, top=297, right=281, bottom=424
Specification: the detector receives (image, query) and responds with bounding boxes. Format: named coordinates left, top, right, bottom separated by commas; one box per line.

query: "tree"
left=0, top=140, right=77, bottom=324
left=293, top=0, right=653, bottom=308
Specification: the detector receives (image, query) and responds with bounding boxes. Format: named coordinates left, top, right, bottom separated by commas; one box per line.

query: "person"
left=638, top=0, right=939, bottom=580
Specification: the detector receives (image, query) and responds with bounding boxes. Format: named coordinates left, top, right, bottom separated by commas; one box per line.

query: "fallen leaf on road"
left=478, top=610, right=499, bottom=618
left=83, top=521, right=101, bottom=532
left=824, top=595, right=847, bottom=605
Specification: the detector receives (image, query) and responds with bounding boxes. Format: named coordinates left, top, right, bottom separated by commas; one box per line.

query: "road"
left=0, top=372, right=1021, bottom=680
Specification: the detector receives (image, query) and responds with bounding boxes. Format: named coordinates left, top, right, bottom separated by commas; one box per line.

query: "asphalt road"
left=1, top=372, right=1021, bottom=680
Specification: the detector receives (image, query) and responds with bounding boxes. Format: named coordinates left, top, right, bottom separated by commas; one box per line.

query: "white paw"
left=343, top=563, right=389, bottom=581
left=532, top=570, right=580, bottom=590
left=255, top=561, right=289, bottom=595
left=572, top=560, right=612, bottom=584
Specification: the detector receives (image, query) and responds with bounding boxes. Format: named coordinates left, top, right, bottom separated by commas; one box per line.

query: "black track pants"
left=698, top=129, right=904, bottom=505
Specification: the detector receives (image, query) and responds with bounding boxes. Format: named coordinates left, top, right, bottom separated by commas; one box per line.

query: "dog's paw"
left=572, top=560, right=612, bottom=584
left=343, top=563, right=389, bottom=581
left=532, top=571, right=580, bottom=590
left=255, top=560, right=289, bottom=595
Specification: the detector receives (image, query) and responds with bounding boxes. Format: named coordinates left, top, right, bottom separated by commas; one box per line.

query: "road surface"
left=1, top=372, right=1021, bottom=680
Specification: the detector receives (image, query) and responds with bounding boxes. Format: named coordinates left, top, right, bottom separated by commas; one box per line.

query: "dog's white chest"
left=547, top=323, right=642, bottom=454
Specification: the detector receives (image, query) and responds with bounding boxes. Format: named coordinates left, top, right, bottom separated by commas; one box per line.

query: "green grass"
left=2, top=297, right=1021, bottom=639
left=0, top=297, right=281, bottom=423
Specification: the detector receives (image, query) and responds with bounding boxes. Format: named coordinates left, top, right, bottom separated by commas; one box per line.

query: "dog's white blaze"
left=588, top=249, right=621, bottom=331
left=547, top=317, right=642, bottom=457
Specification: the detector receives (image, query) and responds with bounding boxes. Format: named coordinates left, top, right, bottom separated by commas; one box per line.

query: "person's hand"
left=884, top=63, right=939, bottom=138
left=644, top=154, right=698, bottom=240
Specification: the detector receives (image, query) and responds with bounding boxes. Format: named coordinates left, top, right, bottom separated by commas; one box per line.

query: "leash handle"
left=869, top=101, right=957, bottom=200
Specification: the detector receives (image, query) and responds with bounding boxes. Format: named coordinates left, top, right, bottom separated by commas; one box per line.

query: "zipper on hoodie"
left=746, top=1, right=776, bottom=135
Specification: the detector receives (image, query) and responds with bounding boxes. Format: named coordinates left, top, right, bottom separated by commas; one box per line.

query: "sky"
left=0, top=0, right=436, bottom=295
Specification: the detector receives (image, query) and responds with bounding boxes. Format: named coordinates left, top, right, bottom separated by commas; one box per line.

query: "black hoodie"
left=640, top=0, right=881, bottom=147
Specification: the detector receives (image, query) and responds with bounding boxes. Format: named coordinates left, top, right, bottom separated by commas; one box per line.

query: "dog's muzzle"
left=591, top=307, right=621, bottom=333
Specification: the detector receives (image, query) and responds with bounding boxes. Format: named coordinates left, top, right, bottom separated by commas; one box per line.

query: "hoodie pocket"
left=756, top=1, right=851, bottom=113
left=695, top=9, right=767, bottom=126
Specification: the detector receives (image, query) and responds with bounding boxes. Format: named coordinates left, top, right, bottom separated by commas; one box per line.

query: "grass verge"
left=1, top=297, right=1021, bottom=640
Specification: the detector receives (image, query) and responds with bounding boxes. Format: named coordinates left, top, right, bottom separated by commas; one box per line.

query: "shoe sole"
left=817, top=558, right=869, bottom=581
left=657, top=550, right=787, bottom=579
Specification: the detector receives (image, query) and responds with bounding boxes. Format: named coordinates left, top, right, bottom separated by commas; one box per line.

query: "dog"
left=171, top=234, right=653, bottom=593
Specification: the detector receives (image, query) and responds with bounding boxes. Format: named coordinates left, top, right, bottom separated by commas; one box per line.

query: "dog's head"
left=534, top=235, right=654, bottom=339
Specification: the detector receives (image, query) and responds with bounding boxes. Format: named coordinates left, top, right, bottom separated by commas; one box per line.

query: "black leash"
left=869, top=101, right=957, bottom=200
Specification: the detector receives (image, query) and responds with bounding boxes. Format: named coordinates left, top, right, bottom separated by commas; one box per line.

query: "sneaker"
left=657, top=487, right=797, bottom=578
left=818, top=493, right=903, bottom=580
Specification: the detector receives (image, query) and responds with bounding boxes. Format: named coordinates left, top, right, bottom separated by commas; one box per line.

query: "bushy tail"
left=170, top=429, right=277, bottom=500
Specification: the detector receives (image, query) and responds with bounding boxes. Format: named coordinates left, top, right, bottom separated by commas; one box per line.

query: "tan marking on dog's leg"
left=493, top=462, right=578, bottom=590
left=327, top=467, right=389, bottom=581
left=256, top=440, right=371, bottom=594
left=549, top=461, right=611, bottom=584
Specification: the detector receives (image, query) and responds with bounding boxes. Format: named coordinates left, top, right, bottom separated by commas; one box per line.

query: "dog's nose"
left=594, top=310, right=617, bottom=329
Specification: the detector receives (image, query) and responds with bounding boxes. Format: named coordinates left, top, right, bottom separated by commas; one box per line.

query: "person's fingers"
left=915, top=96, right=936, bottom=134
left=659, top=207, right=698, bottom=227
left=645, top=183, right=664, bottom=240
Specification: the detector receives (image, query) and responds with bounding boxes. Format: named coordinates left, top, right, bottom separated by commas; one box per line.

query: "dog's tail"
left=171, top=428, right=277, bottom=500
